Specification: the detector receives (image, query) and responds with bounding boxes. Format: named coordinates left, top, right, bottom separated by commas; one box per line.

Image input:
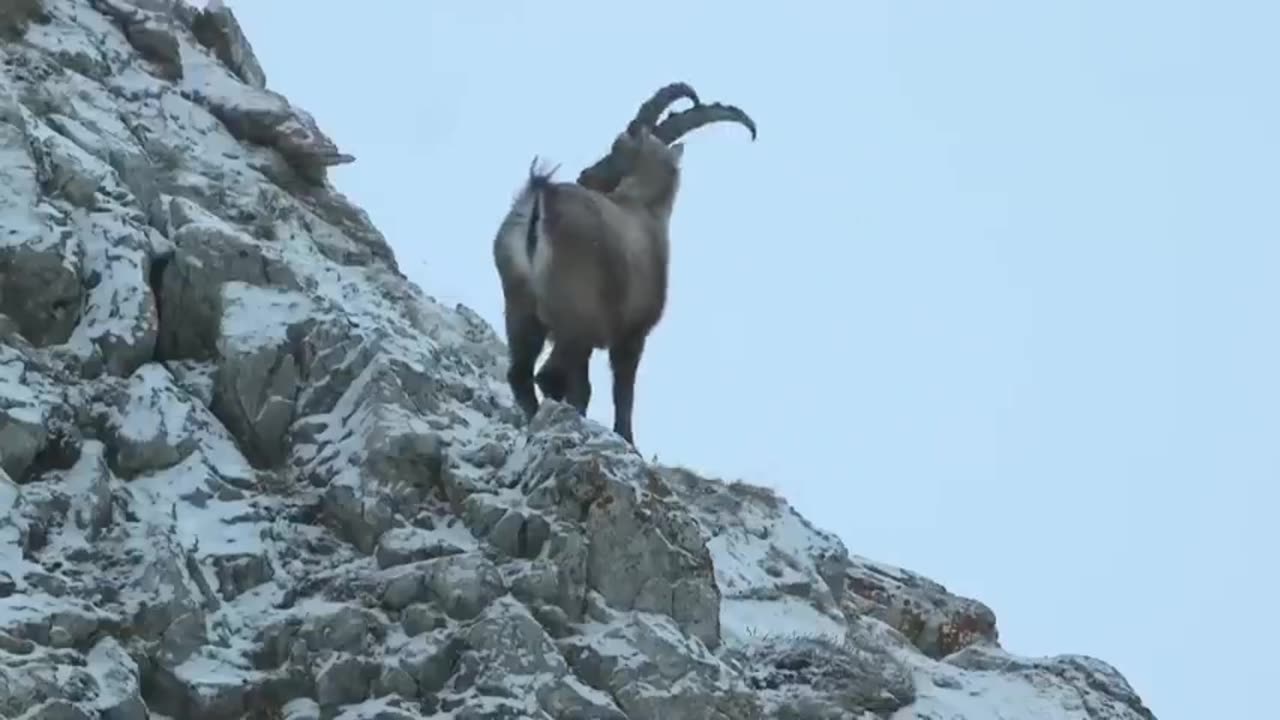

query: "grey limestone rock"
left=0, top=4, right=1156, bottom=720
left=0, top=105, right=83, bottom=347
left=108, top=363, right=198, bottom=475
left=0, top=0, right=48, bottom=39
left=510, top=403, right=723, bottom=649
left=190, top=2, right=266, bottom=89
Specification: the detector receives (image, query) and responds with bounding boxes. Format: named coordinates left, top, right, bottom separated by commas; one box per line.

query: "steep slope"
left=0, top=2, right=1158, bottom=718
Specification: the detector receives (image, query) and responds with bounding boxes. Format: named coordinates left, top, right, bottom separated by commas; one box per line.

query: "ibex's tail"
left=494, top=157, right=559, bottom=284
left=524, top=157, right=559, bottom=261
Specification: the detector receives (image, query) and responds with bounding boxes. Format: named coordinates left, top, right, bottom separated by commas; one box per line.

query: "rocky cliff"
left=0, top=2, right=1158, bottom=718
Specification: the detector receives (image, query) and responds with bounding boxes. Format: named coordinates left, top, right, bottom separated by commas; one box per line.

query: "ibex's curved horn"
left=626, top=82, right=701, bottom=134
left=654, top=101, right=757, bottom=144
left=576, top=84, right=754, bottom=193
left=578, top=83, right=699, bottom=191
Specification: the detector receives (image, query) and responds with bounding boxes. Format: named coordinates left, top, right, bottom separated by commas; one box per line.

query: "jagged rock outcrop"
left=0, top=2, right=1158, bottom=718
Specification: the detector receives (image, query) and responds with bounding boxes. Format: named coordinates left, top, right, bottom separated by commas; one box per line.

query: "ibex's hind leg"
left=566, top=354, right=592, bottom=416
left=505, top=310, right=547, bottom=420
left=547, top=341, right=593, bottom=417
left=539, top=342, right=592, bottom=414
left=609, top=333, right=647, bottom=446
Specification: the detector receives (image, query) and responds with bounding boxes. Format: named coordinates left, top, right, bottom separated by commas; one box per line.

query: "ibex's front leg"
left=565, top=349, right=593, bottom=417
left=504, top=307, right=547, bottom=420
left=609, top=333, right=647, bottom=446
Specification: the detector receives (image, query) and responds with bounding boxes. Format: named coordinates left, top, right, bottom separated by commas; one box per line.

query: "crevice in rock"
left=147, top=252, right=171, bottom=361
left=285, top=322, right=312, bottom=390
left=25, top=423, right=83, bottom=481
left=184, top=549, right=221, bottom=613
left=21, top=521, right=48, bottom=560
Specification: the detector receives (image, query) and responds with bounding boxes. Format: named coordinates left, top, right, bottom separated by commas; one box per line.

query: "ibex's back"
left=534, top=179, right=671, bottom=350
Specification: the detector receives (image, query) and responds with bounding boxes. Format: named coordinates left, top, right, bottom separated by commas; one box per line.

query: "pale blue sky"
left=232, top=2, right=1279, bottom=717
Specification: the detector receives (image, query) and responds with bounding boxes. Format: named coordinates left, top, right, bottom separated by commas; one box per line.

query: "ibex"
left=492, top=82, right=756, bottom=447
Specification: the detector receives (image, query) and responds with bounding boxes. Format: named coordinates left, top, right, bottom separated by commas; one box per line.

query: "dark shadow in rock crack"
left=146, top=252, right=172, bottom=360
left=25, top=421, right=83, bottom=481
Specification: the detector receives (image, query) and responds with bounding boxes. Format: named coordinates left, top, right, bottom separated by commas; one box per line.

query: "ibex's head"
left=577, top=82, right=757, bottom=196
left=607, top=125, right=686, bottom=211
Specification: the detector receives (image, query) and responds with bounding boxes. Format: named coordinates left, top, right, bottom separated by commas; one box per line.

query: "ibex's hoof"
left=614, top=426, right=635, bottom=446
left=512, top=389, right=540, bottom=421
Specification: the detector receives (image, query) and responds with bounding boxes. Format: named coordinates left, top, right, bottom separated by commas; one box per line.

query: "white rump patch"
left=494, top=181, right=542, bottom=283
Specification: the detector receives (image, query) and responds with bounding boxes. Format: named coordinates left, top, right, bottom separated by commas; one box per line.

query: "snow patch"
left=721, top=596, right=847, bottom=648
left=218, top=281, right=312, bottom=352
left=86, top=636, right=141, bottom=713
left=127, top=453, right=263, bottom=557
left=898, top=664, right=1093, bottom=720
left=118, top=365, right=193, bottom=449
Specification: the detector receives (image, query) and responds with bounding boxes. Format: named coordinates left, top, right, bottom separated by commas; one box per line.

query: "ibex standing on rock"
left=492, top=83, right=756, bottom=447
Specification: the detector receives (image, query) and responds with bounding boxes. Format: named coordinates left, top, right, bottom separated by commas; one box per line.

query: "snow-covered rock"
left=0, top=2, right=1157, bottom=718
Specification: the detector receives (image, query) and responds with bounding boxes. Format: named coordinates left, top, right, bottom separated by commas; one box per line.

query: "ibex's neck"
left=617, top=171, right=680, bottom=222
left=651, top=173, right=680, bottom=220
